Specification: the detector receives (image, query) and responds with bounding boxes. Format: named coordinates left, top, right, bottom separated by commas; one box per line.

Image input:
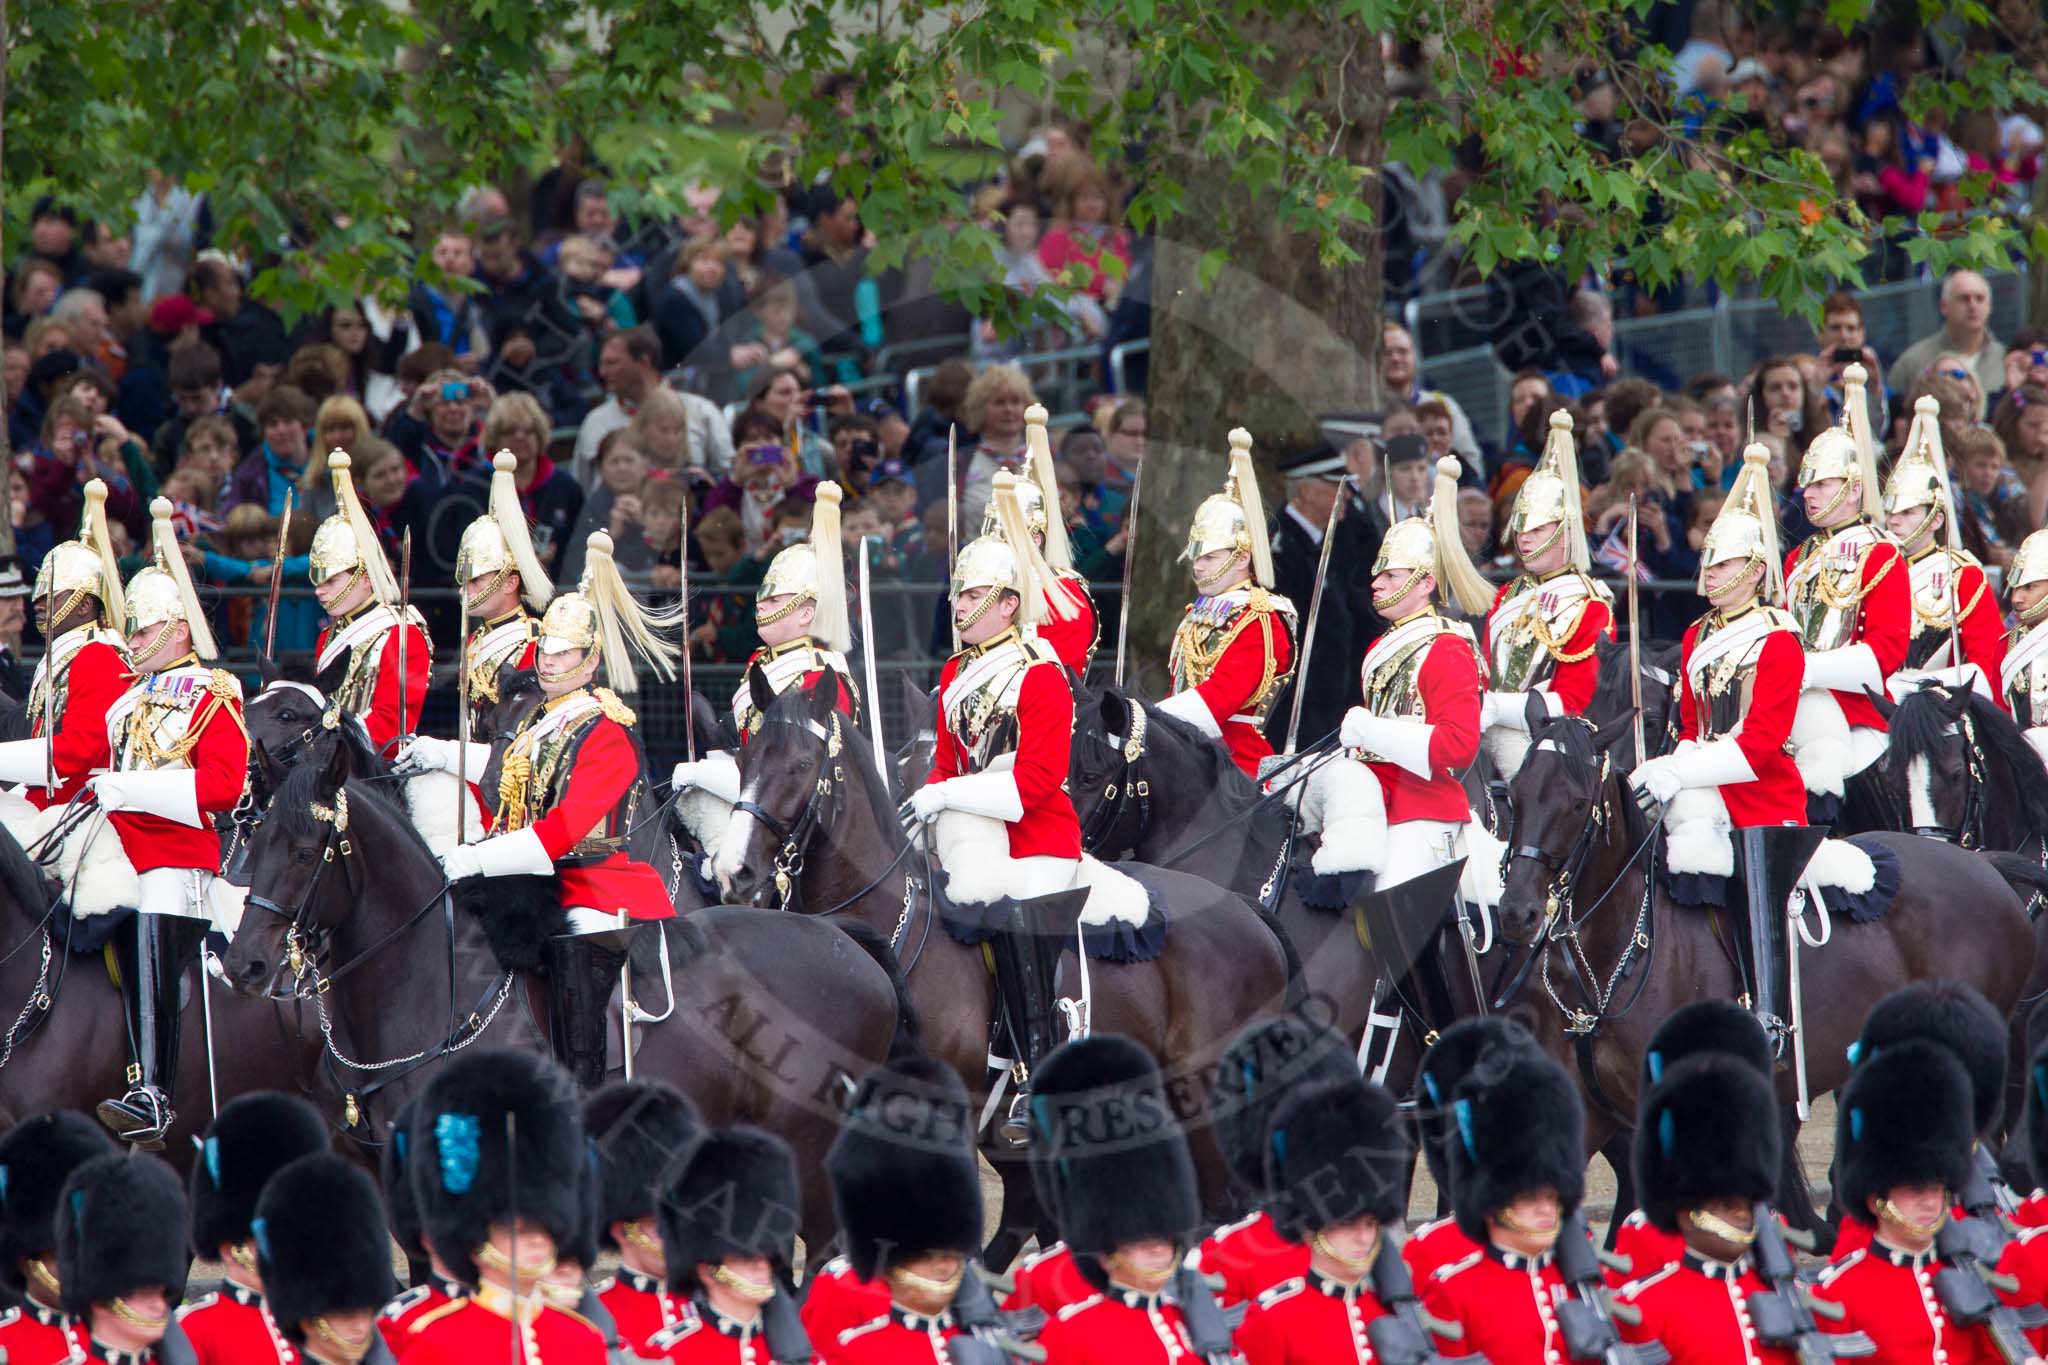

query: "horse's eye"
left=292, top=847, right=315, bottom=866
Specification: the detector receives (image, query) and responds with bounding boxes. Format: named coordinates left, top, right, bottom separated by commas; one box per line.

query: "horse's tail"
left=1983, top=851, right=2048, bottom=919
left=837, top=919, right=924, bottom=1060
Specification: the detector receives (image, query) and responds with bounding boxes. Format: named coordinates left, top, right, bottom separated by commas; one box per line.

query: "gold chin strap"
left=1103, top=1255, right=1175, bottom=1292
left=713, top=1263, right=778, bottom=1303
left=125, top=621, right=180, bottom=671
left=1311, top=1230, right=1380, bottom=1273
left=1877, top=1198, right=1949, bottom=1239
left=755, top=589, right=816, bottom=627
left=886, top=1263, right=965, bottom=1299
left=26, top=1255, right=61, bottom=1301
left=308, top=1314, right=377, bottom=1363
left=1518, top=519, right=1567, bottom=567
left=109, top=1296, right=171, bottom=1331
left=1706, top=556, right=1764, bottom=609
left=38, top=585, right=93, bottom=634
left=323, top=562, right=369, bottom=614
left=2021, top=593, right=2048, bottom=625
left=1685, top=1207, right=1759, bottom=1246
left=226, top=1242, right=261, bottom=1276
left=954, top=585, right=1009, bottom=633
left=1807, top=478, right=1861, bottom=529
left=1492, top=1208, right=1562, bottom=1245
left=466, top=563, right=513, bottom=614
left=475, top=1239, right=558, bottom=1282
left=1373, top=574, right=1431, bottom=614
left=538, top=1279, right=585, bottom=1311
left=1194, top=547, right=1247, bottom=593
left=621, top=1219, right=664, bottom=1263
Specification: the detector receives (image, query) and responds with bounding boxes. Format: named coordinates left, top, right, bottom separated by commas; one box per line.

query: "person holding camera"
left=398, top=367, right=486, bottom=485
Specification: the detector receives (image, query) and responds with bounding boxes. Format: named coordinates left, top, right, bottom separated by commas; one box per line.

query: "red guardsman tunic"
left=393, top=1291, right=607, bottom=1365
left=1811, top=1238, right=2002, bottom=1365
left=177, top=1283, right=295, bottom=1365
left=1355, top=614, right=1482, bottom=824
left=1483, top=571, right=1613, bottom=717
left=645, top=1300, right=791, bottom=1363
left=26, top=627, right=127, bottom=810
left=492, top=686, right=674, bottom=920
left=1035, top=1288, right=1200, bottom=1364
left=1004, top=1243, right=1095, bottom=1317
left=828, top=1307, right=963, bottom=1365
left=1162, top=585, right=1296, bottom=777
left=1420, top=1245, right=1569, bottom=1365
left=314, top=603, right=431, bottom=755
left=1783, top=521, right=1909, bottom=733
left=103, top=661, right=247, bottom=874
left=1616, top=1254, right=1797, bottom=1365
left=1234, top=1269, right=1394, bottom=1365
left=1607, top=1210, right=1687, bottom=1288
left=1898, top=550, right=2008, bottom=709
left=1675, top=606, right=1809, bottom=828
left=799, top=1257, right=891, bottom=1355
left=1402, top=1216, right=1483, bottom=1285
left=1038, top=574, right=1100, bottom=675
left=732, top=640, right=860, bottom=741
left=0, top=1301, right=74, bottom=1365
left=1186, top=1211, right=1309, bottom=1308
left=928, top=629, right=1081, bottom=860
left=599, top=1268, right=692, bottom=1359
left=378, top=1280, right=463, bottom=1356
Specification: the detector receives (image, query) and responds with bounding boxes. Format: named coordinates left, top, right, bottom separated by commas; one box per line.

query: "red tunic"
left=1608, top=1211, right=1686, bottom=1288
left=1401, top=1216, right=1482, bottom=1284
left=1035, top=1290, right=1199, bottom=1364
left=1676, top=617, right=1808, bottom=828
left=829, top=1308, right=962, bottom=1365
left=178, top=1285, right=291, bottom=1364
left=314, top=617, right=431, bottom=755
left=1996, top=1225, right=2048, bottom=1353
left=1187, top=1211, right=1309, bottom=1307
left=1784, top=533, right=1909, bottom=732
left=1951, top=563, right=2010, bottom=710
left=645, top=1301, right=785, bottom=1363
left=1483, top=578, right=1613, bottom=716
left=929, top=641, right=1081, bottom=860
left=733, top=643, right=858, bottom=743
left=1004, top=1242, right=1096, bottom=1317
left=0, top=1302, right=73, bottom=1365
left=800, top=1258, right=891, bottom=1354
left=1616, top=1254, right=1796, bottom=1365
left=379, top=1281, right=461, bottom=1356
left=106, top=667, right=247, bottom=875
left=1235, top=1270, right=1392, bottom=1364
left=523, top=706, right=674, bottom=921
left=1361, top=627, right=1481, bottom=824
left=1420, top=1245, right=1568, bottom=1365
left=1811, top=1240, right=2001, bottom=1365
left=1168, top=595, right=1294, bottom=777
left=600, top=1269, right=691, bottom=1357
left=2016, top=1192, right=2048, bottom=1230
left=1038, top=576, right=1099, bottom=675
left=394, top=1293, right=607, bottom=1365
left=32, top=637, right=127, bottom=810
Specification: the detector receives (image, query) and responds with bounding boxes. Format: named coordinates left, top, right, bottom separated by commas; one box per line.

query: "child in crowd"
left=559, top=233, right=638, bottom=335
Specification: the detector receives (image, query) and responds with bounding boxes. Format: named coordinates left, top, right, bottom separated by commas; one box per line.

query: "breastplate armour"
left=495, top=688, right=644, bottom=854
left=1689, top=609, right=1788, bottom=743
left=111, top=665, right=239, bottom=772
left=945, top=632, right=1055, bottom=771
left=28, top=626, right=120, bottom=735
left=1785, top=523, right=1890, bottom=652
left=464, top=613, right=538, bottom=732
left=1903, top=549, right=1983, bottom=670
left=2005, top=631, right=2048, bottom=728
left=1488, top=573, right=1604, bottom=691
left=1168, top=586, right=1296, bottom=724
left=733, top=639, right=858, bottom=737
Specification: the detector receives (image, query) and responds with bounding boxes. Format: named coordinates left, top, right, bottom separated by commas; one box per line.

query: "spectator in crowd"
left=1265, top=456, right=1356, bottom=746
left=1037, top=159, right=1132, bottom=305
left=25, top=394, right=144, bottom=544
left=479, top=391, right=581, bottom=575
left=654, top=239, right=734, bottom=389
left=1378, top=433, right=1433, bottom=522
left=4, top=260, right=63, bottom=339
left=702, top=438, right=816, bottom=556
left=636, top=478, right=687, bottom=590
left=130, top=173, right=205, bottom=303
left=800, top=187, right=873, bottom=356
left=1913, top=369, right=1979, bottom=450
left=1080, top=396, right=1144, bottom=542
left=151, top=342, right=257, bottom=474
left=1889, top=269, right=2006, bottom=398
left=1380, top=322, right=1480, bottom=460
left=571, top=326, right=728, bottom=480
left=319, top=303, right=406, bottom=421
left=975, top=193, right=1106, bottom=359
left=1992, top=385, right=2048, bottom=529
left=557, top=234, right=637, bottom=338
left=190, top=257, right=289, bottom=394
left=223, top=383, right=315, bottom=516
left=1458, top=487, right=1502, bottom=567
left=408, top=231, right=488, bottom=363
left=629, top=386, right=697, bottom=477
left=1816, top=290, right=1888, bottom=426
left=1748, top=354, right=1830, bottom=462
left=744, top=366, right=833, bottom=476
left=55, top=370, right=158, bottom=505
left=1998, top=329, right=2048, bottom=403
left=687, top=506, right=758, bottom=661
left=1950, top=426, right=2026, bottom=567
left=398, top=369, right=486, bottom=483
left=1923, top=352, right=1987, bottom=424
left=729, top=277, right=824, bottom=399
left=953, top=364, right=1034, bottom=533
left=173, top=414, right=240, bottom=500
left=352, top=436, right=434, bottom=566
left=473, top=220, right=583, bottom=406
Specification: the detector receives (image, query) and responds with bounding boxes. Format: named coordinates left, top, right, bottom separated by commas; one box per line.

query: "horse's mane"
left=1117, top=690, right=1268, bottom=818
left=1890, top=685, right=2048, bottom=838
left=0, top=811, right=52, bottom=917
left=1589, top=634, right=1679, bottom=723
left=1531, top=712, right=1601, bottom=789
left=271, top=762, right=427, bottom=857
left=761, top=685, right=902, bottom=839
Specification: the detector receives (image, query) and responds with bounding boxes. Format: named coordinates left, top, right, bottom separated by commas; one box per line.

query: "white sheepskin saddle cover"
left=403, top=768, right=484, bottom=855
left=0, top=788, right=137, bottom=920
left=1790, top=688, right=1887, bottom=798
left=1291, top=755, right=1503, bottom=909
left=676, top=788, right=735, bottom=859
left=1483, top=727, right=1534, bottom=783
left=1662, top=785, right=1876, bottom=897
left=931, top=809, right=1148, bottom=928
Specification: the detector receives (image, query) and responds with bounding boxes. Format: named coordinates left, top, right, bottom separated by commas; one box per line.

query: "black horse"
left=222, top=741, right=917, bottom=1254
left=1494, top=709, right=2042, bottom=1239
left=716, top=673, right=1291, bottom=1260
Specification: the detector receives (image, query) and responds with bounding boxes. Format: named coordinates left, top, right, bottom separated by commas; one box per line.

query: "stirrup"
left=999, top=1088, right=1033, bottom=1149
left=1756, top=1013, right=1791, bottom=1068
left=96, top=1086, right=173, bottom=1150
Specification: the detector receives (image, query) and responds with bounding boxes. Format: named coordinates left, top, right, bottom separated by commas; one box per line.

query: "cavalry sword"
left=1282, top=474, right=1351, bottom=755
left=1112, top=452, right=1145, bottom=688
left=680, top=511, right=697, bottom=763
left=858, top=538, right=887, bottom=784
left=395, top=528, right=413, bottom=739
left=263, top=490, right=293, bottom=661
left=455, top=580, right=469, bottom=849
left=1627, top=496, right=1644, bottom=765
left=947, top=425, right=960, bottom=654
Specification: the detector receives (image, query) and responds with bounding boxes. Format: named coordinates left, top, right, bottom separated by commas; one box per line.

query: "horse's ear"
left=318, top=736, right=351, bottom=795
left=749, top=665, right=778, bottom=721
left=810, top=668, right=841, bottom=722
left=1944, top=684, right=1973, bottom=720
left=253, top=739, right=287, bottom=791
left=1863, top=686, right=1897, bottom=722
left=255, top=653, right=282, bottom=688
left=897, top=675, right=931, bottom=725
left=1524, top=692, right=1549, bottom=735
left=1591, top=708, right=1636, bottom=753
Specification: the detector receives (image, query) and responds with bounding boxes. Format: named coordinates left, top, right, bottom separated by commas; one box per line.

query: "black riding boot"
left=991, top=889, right=1087, bottom=1147
left=1734, top=827, right=1825, bottom=1066
left=98, top=912, right=209, bottom=1148
left=546, top=928, right=637, bottom=1089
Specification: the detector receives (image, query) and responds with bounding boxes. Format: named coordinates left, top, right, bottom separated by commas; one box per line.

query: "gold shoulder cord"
left=1811, top=543, right=1897, bottom=612
left=125, top=677, right=246, bottom=768
left=1514, top=596, right=1600, bottom=665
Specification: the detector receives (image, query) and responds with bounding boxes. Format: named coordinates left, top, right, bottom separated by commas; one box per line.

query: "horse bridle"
left=733, top=712, right=848, bottom=911
left=1906, top=706, right=1987, bottom=848
left=1077, top=705, right=1151, bottom=859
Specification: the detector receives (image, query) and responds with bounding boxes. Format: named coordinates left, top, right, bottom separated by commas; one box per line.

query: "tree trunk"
left=1124, top=16, right=1385, bottom=698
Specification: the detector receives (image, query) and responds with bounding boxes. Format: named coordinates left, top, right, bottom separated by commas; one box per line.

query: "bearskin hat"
left=1445, top=1049, right=1585, bottom=1245
left=254, top=1154, right=395, bottom=1344
left=1029, top=1034, right=1199, bottom=1288
left=189, top=1091, right=330, bottom=1258
left=559, top=1140, right=602, bottom=1272
left=407, top=1048, right=587, bottom=1288
left=1643, top=1000, right=1773, bottom=1085
left=584, top=1080, right=701, bottom=1251
left=658, top=1125, right=801, bottom=1286
left=829, top=1057, right=982, bottom=1281
left=55, top=1152, right=190, bottom=1316
left=1417, top=1016, right=1539, bottom=1191
left=1213, top=1013, right=1356, bottom=1197
left=1264, top=1077, right=1409, bottom=1241
left=1856, top=982, right=2008, bottom=1136
left=0, top=1110, right=112, bottom=1295
left=1022, top=1035, right=1164, bottom=1233
left=1633, top=1054, right=1781, bottom=1234
left=1835, top=1039, right=1975, bottom=1224
left=380, top=1100, right=426, bottom=1263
